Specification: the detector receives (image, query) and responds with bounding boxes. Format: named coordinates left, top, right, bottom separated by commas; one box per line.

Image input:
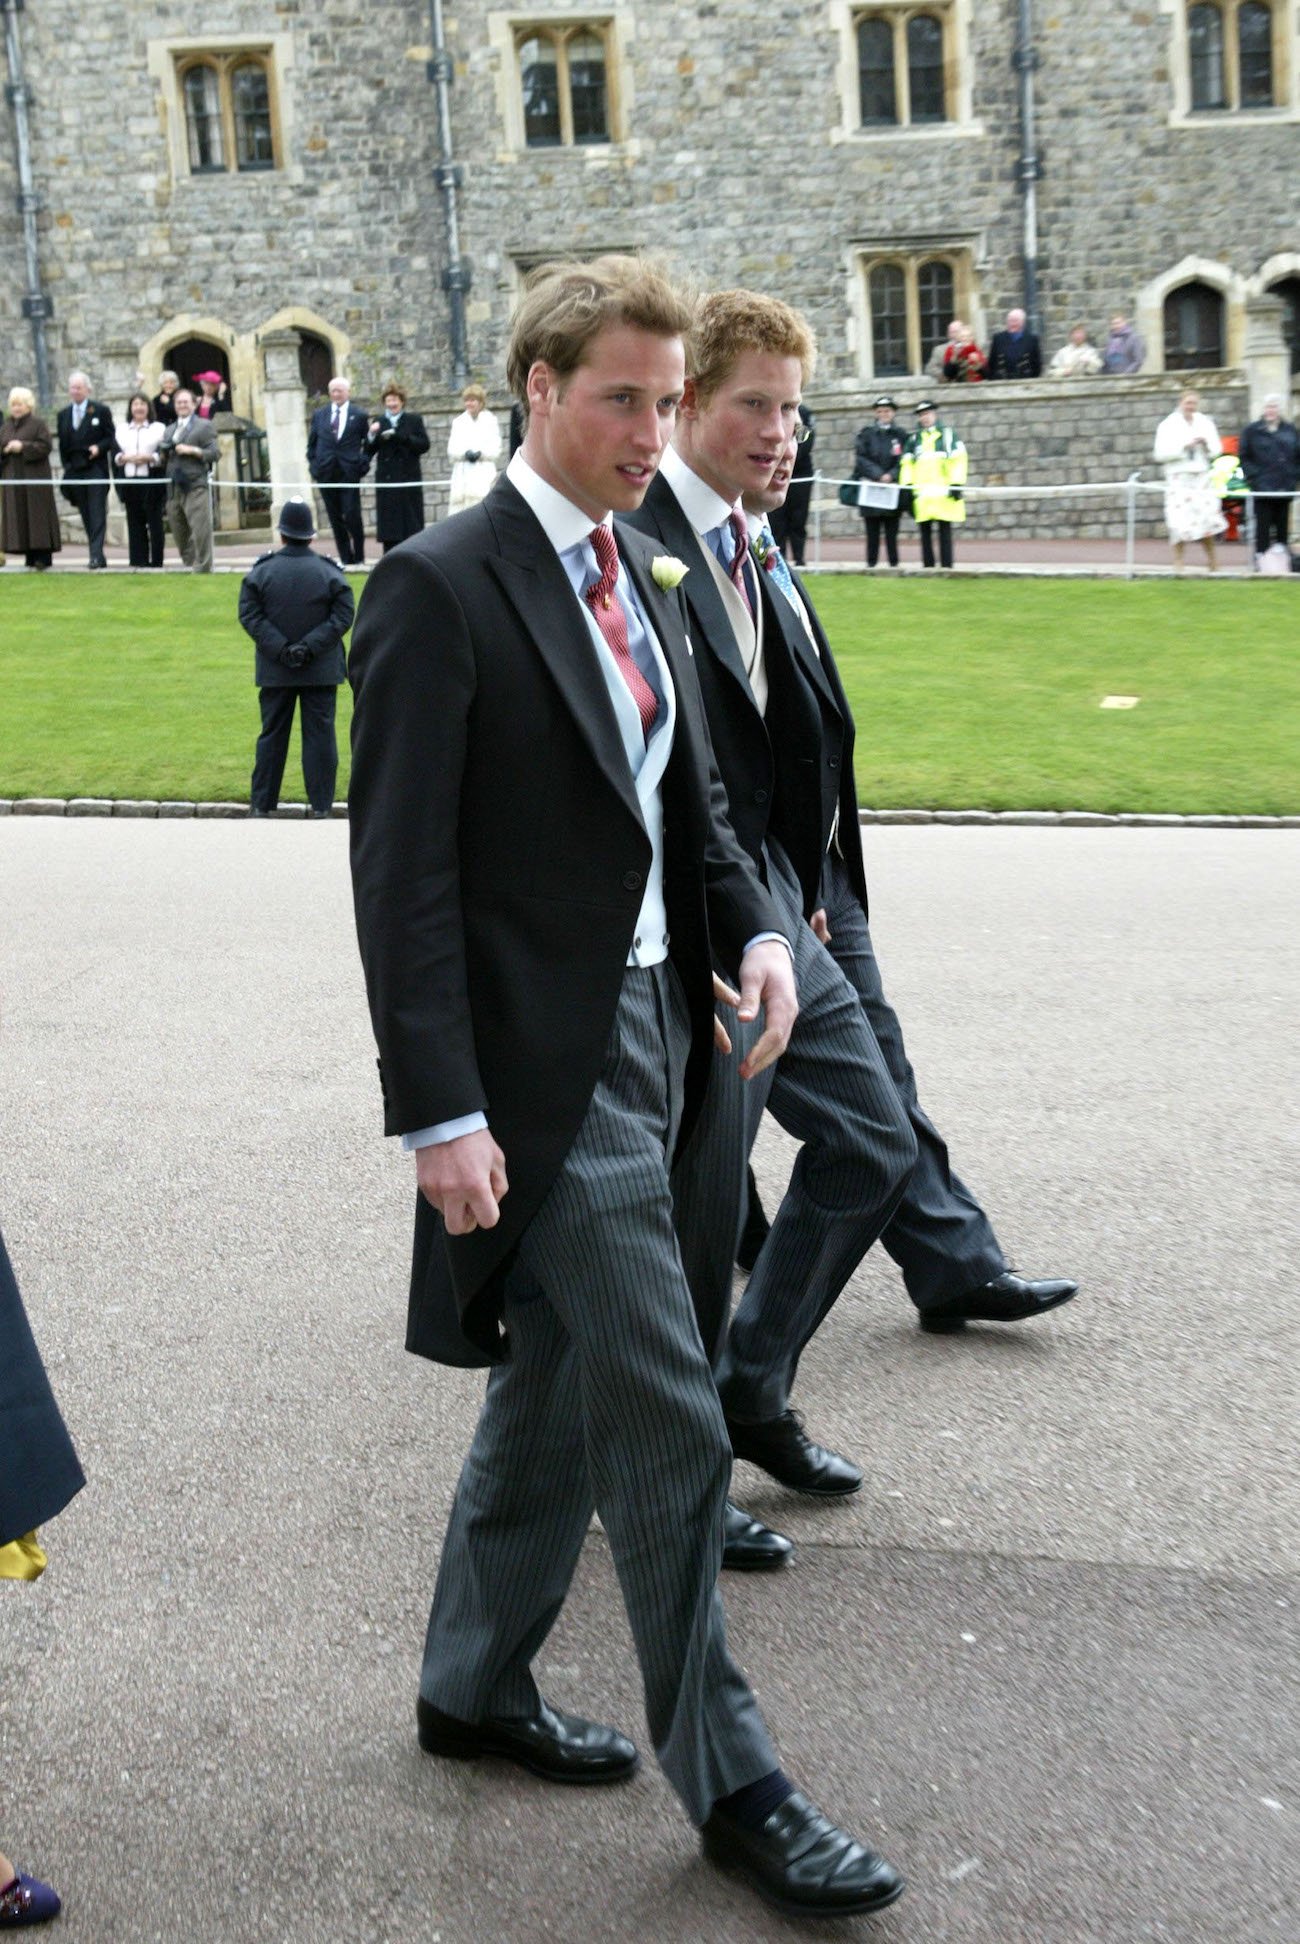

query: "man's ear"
left=678, top=376, right=700, bottom=422
left=525, top=360, right=556, bottom=421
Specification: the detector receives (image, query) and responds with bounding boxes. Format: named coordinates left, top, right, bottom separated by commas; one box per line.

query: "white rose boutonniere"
left=651, top=555, right=689, bottom=591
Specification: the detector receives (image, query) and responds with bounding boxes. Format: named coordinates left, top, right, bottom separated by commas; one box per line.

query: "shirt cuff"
left=400, top=1111, right=489, bottom=1152
left=743, top=931, right=794, bottom=960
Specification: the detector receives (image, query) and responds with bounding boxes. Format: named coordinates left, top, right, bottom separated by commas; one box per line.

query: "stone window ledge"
left=1167, top=105, right=1300, bottom=126
left=832, top=119, right=986, bottom=143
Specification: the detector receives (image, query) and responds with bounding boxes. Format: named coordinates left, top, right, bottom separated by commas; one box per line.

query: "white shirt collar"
left=506, top=449, right=610, bottom=557
left=660, top=444, right=739, bottom=538
left=744, top=510, right=767, bottom=540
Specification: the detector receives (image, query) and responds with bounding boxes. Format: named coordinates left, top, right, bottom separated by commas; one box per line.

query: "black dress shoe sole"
left=417, top=1716, right=639, bottom=1786
left=731, top=1460, right=862, bottom=1499
left=722, top=1543, right=792, bottom=1572
left=919, top=1285, right=1078, bottom=1333
left=703, top=1833, right=905, bottom=1917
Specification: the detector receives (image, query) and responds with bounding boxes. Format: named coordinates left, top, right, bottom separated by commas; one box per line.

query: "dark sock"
left=714, top=1768, right=795, bottom=1829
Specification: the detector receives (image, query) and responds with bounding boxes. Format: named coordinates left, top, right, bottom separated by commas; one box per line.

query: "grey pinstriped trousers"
left=674, top=842, right=918, bottom=1421
left=420, top=963, right=779, bottom=1826
left=820, top=851, right=1005, bottom=1309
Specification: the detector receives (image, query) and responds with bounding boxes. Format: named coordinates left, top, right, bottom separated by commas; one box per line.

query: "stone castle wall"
left=1, top=0, right=1295, bottom=515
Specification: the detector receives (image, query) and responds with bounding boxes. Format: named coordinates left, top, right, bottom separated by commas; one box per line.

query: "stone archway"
left=1135, top=257, right=1247, bottom=374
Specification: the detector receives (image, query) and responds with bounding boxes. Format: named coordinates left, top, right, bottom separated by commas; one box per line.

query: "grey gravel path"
left=1, top=822, right=1296, bottom=1943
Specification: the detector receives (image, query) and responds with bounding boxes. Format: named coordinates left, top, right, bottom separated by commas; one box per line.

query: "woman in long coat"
left=1, top=388, right=62, bottom=569
left=364, top=383, right=430, bottom=551
left=446, top=383, right=501, bottom=516
left=1154, top=390, right=1226, bottom=571
left=1, top=1224, right=85, bottom=1925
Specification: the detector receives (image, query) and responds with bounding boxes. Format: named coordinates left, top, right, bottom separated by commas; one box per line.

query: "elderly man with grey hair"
left=987, top=306, right=1042, bottom=380
left=56, top=370, right=116, bottom=568
left=1239, top=393, right=1299, bottom=564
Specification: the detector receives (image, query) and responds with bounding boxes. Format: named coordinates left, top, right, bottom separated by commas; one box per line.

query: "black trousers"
left=250, top=686, right=339, bottom=813
left=918, top=520, right=954, bottom=568
left=770, top=480, right=812, bottom=566
left=1253, top=497, right=1291, bottom=554
left=863, top=512, right=901, bottom=567
left=65, top=478, right=109, bottom=563
left=319, top=482, right=365, bottom=564
left=123, top=484, right=166, bottom=567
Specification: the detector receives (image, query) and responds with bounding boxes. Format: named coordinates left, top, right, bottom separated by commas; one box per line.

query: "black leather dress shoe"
left=919, top=1270, right=1079, bottom=1334
left=702, top=1791, right=904, bottom=1917
left=726, top=1411, right=862, bottom=1497
left=722, top=1499, right=794, bottom=1571
left=416, top=1696, right=638, bottom=1784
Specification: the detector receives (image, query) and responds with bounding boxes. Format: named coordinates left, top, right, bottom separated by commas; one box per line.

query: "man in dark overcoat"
left=240, top=496, right=355, bottom=816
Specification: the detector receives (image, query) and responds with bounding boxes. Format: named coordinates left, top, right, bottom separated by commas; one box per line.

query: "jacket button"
left=622, top=870, right=642, bottom=891
left=754, top=788, right=769, bottom=804
left=634, top=936, right=642, bottom=949
left=828, top=756, right=840, bottom=769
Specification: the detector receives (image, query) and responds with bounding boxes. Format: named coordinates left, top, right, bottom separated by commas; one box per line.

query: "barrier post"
left=1124, top=471, right=1140, bottom=580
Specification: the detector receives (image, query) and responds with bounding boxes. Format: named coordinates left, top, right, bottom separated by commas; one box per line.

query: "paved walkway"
left=1, top=822, right=1296, bottom=1942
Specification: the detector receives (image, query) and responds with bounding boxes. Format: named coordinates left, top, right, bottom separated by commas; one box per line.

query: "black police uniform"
left=238, top=538, right=356, bottom=814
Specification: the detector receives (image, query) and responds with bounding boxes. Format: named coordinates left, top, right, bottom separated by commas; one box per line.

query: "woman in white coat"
left=446, top=384, right=501, bottom=516
left=1154, top=390, right=1225, bottom=571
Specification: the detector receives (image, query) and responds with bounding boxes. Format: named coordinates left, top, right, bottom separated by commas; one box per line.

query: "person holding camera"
left=240, top=497, right=356, bottom=818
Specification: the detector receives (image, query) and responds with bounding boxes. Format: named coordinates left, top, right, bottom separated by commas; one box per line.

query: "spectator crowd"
left=2, top=309, right=1296, bottom=575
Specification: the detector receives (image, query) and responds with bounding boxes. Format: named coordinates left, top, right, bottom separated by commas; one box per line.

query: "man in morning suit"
left=56, top=371, right=115, bottom=569
left=624, top=292, right=919, bottom=1565
left=307, top=376, right=370, bottom=564
left=347, top=256, right=905, bottom=1919
left=740, top=429, right=1077, bottom=1345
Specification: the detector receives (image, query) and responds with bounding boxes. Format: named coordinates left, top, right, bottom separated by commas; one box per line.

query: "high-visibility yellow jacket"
left=900, top=424, right=968, bottom=523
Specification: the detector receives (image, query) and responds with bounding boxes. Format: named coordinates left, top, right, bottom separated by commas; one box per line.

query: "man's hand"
left=416, top=1129, right=508, bottom=1236
left=735, top=940, right=798, bottom=1080
left=711, top=970, right=738, bottom=1055
left=809, top=907, right=832, bottom=945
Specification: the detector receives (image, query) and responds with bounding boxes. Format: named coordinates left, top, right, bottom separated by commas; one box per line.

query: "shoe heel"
left=416, top=1706, right=482, bottom=1761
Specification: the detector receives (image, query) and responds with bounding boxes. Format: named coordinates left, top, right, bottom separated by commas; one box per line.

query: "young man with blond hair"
left=626, top=289, right=918, bottom=1529
left=627, top=288, right=1074, bottom=1549
left=348, top=257, right=904, bottom=1918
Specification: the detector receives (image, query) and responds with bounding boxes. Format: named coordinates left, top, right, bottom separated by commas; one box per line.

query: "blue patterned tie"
left=758, top=525, right=799, bottom=609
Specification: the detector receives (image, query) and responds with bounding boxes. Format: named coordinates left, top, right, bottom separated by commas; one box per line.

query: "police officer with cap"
left=852, top=396, right=906, bottom=567
left=240, top=496, right=356, bottom=817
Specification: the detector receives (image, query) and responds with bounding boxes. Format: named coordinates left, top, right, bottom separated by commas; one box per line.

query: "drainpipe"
left=3, top=0, right=53, bottom=408
left=427, top=0, right=470, bottom=387
left=1012, top=0, right=1041, bottom=340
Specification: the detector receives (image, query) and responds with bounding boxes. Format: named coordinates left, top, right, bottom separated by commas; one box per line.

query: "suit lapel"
left=644, top=477, right=755, bottom=702
left=483, top=481, right=643, bottom=830
left=776, top=570, right=839, bottom=711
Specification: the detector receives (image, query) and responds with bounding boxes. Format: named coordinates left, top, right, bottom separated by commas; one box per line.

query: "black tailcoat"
left=348, top=476, right=780, bottom=1366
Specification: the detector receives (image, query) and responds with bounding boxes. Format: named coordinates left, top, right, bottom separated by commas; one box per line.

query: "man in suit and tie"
left=56, top=372, right=115, bottom=569
left=307, top=376, right=371, bottom=564
left=740, top=427, right=1078, bottom=1341
left=158, top=388, right=219, bottom=571
left=624, top=294, right=920, bottom=1565
left=347, top=255, right=905, bottom=1919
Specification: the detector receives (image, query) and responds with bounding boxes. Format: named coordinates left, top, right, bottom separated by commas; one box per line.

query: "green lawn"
left=1, top=574, right=1295, bottom=813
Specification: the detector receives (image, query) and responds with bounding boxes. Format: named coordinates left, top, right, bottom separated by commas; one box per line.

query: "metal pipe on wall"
left=427, top=0, right=470, bottom=389
left=1012, top=0, right=1042, bottom=340
left=3, top=0, right=53, bottom=408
